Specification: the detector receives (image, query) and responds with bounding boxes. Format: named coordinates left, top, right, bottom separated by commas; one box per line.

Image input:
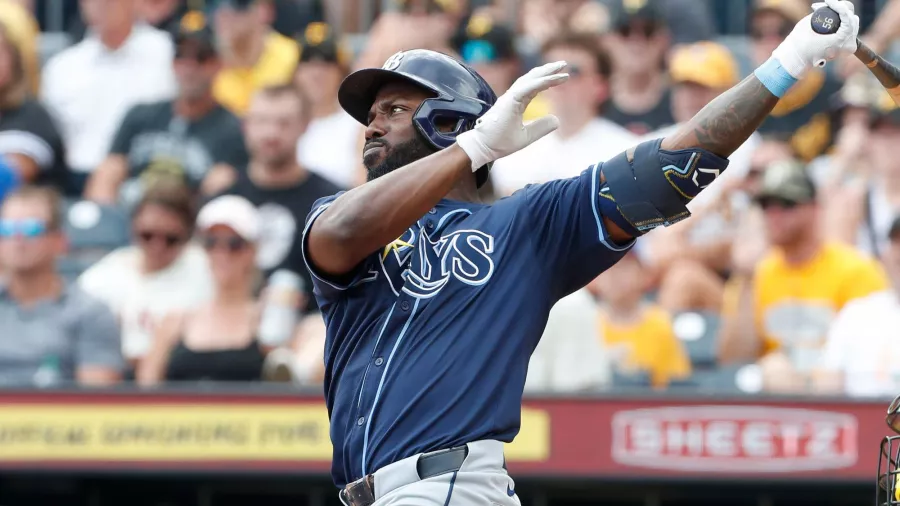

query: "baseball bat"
left=811, top=6, right=900, bottom=106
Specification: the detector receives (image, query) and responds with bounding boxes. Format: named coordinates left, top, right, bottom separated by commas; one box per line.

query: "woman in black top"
left=137, top=195, right=266, bottom=384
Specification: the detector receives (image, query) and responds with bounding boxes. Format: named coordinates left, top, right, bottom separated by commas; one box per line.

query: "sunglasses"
left=0, top=218, right=48, bottom=239
left=202, top=235, right=248, bottom=253
left=137, top=230, right=186, bottom=248
left=616, top=23, right=658, bottom=39
left=175, top=48, right=216, bottom=63
left=757, top=197, right=799, bottom=210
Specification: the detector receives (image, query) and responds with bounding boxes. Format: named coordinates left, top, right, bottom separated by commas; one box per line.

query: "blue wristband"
left=753, top=58, right=798, bottom=98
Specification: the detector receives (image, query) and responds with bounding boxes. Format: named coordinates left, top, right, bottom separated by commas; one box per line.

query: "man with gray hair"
left=0, top=186, right=124, bottom=386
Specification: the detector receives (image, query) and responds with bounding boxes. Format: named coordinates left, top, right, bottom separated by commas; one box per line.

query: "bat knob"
left=811, top=6, right=841, bottom=35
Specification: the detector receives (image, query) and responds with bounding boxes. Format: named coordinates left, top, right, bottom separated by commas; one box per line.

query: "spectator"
left=220, top=85, right=340, bottom=312
left=828, top=92, right=900, bottom=258
left=592, top=251, right=691, bottom=389
left=749, top=0, right=842, bottom=162
left=602, top=0, right=675, bottom=136
left=0, top=22, right=66, bottom=188
left=41, top=0, right=176, bottom=196
left=521, top=0, right=596, bottom=47
left=0, top=186, right=123, bottom=387
left=641, top=42, right=760, bottom=312
left=0, top=0, right=40, bottom=96
left=490, top=33, right=636, bottom=196
left=814, top=214, right=900, bottom=397
left=718, top=160, right=888, bottom=393
left=137, top=195, right=266, bottom=384
left=451, top=13, right=555, bottom=123
left=212, top=0, right=299, bottom=116
left=78, top=181, right=213, bottom=366
left=135, top=0, right=188, bottom=38
left=293, top=22, right=362, bottom=189
left=525, top=289, right=611, bottom=393
left=453, top=13, right=519, bottom=96
left=85, top=11, right=248, bottom=206
left=354, top=0, right=458, bottom=70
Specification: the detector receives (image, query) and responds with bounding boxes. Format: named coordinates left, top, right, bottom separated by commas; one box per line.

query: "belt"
left=340, top=446, right=468, bottom=506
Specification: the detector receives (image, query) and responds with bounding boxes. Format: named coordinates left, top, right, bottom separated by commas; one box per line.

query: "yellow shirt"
left=724, top=242, right=888, bottom=365
left=599, top=305, right=691, bottom=388
left=0, top=1, right=40, bottom=95
left=213, top=32, right=299, bottom=116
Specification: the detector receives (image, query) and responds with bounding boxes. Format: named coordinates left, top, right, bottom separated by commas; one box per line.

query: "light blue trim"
left=434, top=209, right=473, bottom=234
left=442, top=471, right=458, bottom=506
left=356, top=303, right=396, bottom=410
left=361, top=298, right=420, bottom=475
left=590, top=163, right=635, bottom=252
left=661, top=152, right=698, bottom=175
left=753, top=57, right=798, bottom=98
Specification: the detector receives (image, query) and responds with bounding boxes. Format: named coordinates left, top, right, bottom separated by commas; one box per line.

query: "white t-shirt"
left=41, top=24, right=177, bottom=173
left=77, top=244, right=214, bottom=359
left=296, top=110, right=362, bottom=189
left=820, top=290, right=900, bottom=397
left=490, top=118, right=637, bottom=196
left=525, top=290, right=610, bottom=393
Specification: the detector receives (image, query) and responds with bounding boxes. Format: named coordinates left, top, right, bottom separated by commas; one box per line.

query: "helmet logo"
left=383, top=51, right=405, bottom=71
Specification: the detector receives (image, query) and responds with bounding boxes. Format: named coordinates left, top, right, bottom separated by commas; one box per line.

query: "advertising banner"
left=0, top=391, right=886, bottom=482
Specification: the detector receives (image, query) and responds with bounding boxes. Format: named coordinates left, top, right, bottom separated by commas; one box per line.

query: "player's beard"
left=364, top=135, right=436, bottom=182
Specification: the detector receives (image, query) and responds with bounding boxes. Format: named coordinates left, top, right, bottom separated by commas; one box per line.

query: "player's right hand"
left=456, top=61, right=569, bottom=170
left=773, top=0, right=859, bottom=79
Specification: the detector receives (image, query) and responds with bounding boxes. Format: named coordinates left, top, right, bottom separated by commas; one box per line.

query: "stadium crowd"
left=0, top=0, right=899, bottom=398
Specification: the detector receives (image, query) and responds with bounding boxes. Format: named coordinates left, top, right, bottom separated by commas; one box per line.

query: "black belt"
left=340, top=446, right=468, bottom=506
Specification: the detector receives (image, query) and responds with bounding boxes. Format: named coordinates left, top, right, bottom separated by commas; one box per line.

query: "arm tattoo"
left=855, top=41, right=900, bottom=107
left=661, top=75, right=779, bottom=157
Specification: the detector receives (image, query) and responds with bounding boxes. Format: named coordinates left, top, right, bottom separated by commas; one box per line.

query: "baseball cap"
left=454, top=14, right=516, bottom=65
left=196, top=195, right=261, bottom=242
left=608, top=0, right=666, bottom=30
left=754, top=159, right=817, bottom=205
left=669, top=42, right=738, bottom=90
left=753, top=0, right=807, bottom=23
left=175, top=10, right=216, bottom=55
left=296, top=22, right=350, bottom=67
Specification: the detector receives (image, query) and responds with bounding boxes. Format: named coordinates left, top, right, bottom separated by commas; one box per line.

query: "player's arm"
left=307, top=62, right=569, bottom=277
left=307, top=145, right=476, bottom=276
left=597, top=0, right=859, bottom=243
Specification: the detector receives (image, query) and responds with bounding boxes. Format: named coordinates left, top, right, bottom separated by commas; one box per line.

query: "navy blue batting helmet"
left=338, top=49, right=498, bottom=187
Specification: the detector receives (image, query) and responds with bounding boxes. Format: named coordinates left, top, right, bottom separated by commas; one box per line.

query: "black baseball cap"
left=754, top=159, right=817, bottom=205
left=453, top=14, right=516, bottom=65
left=175, top=10, right=216, bottom=55
left=607, top=0, right=666, bottom=30
left=296, top=22, right=350, bottom=67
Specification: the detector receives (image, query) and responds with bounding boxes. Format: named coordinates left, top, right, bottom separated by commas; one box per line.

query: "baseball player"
left=303, top=1, right=859, bottom=504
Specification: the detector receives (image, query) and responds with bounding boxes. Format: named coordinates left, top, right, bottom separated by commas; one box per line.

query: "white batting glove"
left=773, top=0, right=859, bottom=79
left=456, top=61, right=569, bottom=170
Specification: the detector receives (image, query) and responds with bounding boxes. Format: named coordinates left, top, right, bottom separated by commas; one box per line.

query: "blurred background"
left=2, top=0, right=900, bottom=504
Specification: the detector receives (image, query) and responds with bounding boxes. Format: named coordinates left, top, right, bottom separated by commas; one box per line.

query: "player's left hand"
left=456, top=61, right=569, bottom=170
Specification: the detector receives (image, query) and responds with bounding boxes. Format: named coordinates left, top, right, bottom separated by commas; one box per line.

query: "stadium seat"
left=57, top=199, right=130, bottom=280
left=611, top=369, right=652, bottom=389
left=672, top=311, right=721, bottom=368
left=669, top=363, right=761, bottom=395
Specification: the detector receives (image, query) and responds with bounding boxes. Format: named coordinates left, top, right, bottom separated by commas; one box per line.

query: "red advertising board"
left=0, top=390, right=888, bottom=483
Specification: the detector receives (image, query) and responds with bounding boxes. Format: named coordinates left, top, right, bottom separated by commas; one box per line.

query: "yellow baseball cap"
left=669, top=41, right=739, bottom=90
